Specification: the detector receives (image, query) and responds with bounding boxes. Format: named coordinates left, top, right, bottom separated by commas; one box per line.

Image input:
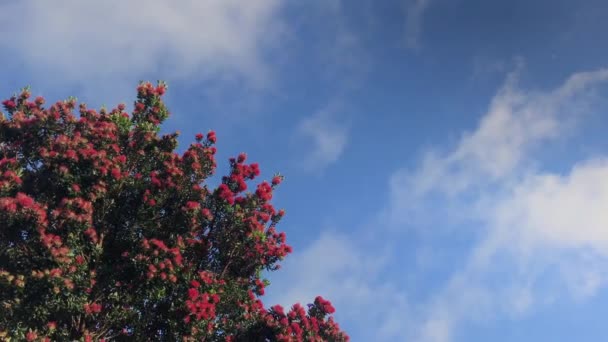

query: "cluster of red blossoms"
left=0, top=82, right=348, bottom=341
left=262, top=298, right=343, bottom=342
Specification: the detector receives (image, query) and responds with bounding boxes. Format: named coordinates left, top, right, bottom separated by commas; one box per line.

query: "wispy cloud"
left=387, top=66, right=608, bottom=225
left=490, top=159, right=608, bottom=255
left=412, top=160, right=608, bottom=340
left=404, top=0, right=432, bottom=49
left=0, top=0, right=284, bottom=98
left=386, top=67, right=608, bottom=340
left=295, top=104, right=349, bottom=172
left=286, top=0, right=366, bottom=174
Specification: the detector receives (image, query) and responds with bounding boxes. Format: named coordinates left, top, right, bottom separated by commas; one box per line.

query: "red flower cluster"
left=25, top=331, right=37, bottom=341
left=256, top=181, right=273, bottom=202
left=237, top=300, right=348, bottom=342
left=207, top=130, right=216, bottom=143
left=314, top=296, right=336, bottom=314
left=139, top=237, right=184, bottom=283
left=83, top=302, right=102, bottom=315
left=217, top=183, right=235, bottom=204
left=184, top=286, right=220, bottom=322
left=272, top=175, right=283, bottom=186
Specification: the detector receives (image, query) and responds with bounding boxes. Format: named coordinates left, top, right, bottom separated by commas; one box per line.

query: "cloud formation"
left=388, top=67, right=608, bottom=225
left=387, top=67, right=608, bottom=341
left=491, top=159, right=608, bottom=254
left=0, top=0, right=283, bottom=88
left=296, top=105, right=349, bottom=172
left=404, top=0, right=432, bottom=49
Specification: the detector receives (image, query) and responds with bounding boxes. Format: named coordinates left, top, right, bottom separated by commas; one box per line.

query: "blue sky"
left=2, top=0, right=608, bottom=340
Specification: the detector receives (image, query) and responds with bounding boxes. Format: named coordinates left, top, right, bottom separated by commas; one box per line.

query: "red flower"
left=174, top=252, right=183, bottom=266
left=272, top=175, right=282, bottom=186
left=65, top=149, right=77, bottom=160
left=314, top=296, right=336, bottom=314
left=2, top=99, right=16, bottom=110
left=201, top=207, right=211, bottom=217
left=211, top=294, right=220, bottom=303
left=256, top=182, right=273, bottom=202
left=251, top=163, right=261, bottom=177
left=217, top=183, right=235, bottom=205
left=91, top=302, right=102, bottom=313
left=111, top=168, right=122, bottom=180
left=195, top=133, right=204, bottom=141
left=83, top=303, right=96, bottom=314
left=25, top=331, right=37, bottom=341
left=16, top=193, right=34, bottom=208
left=207, top=131, right=217, bottom=143
left=150, top=239, right=167, bottom=251
left=185, top=201, right=200, bottom=210
left=84, top=227, right=98, bottom=244
left=75, top=255, right=85, bottom=265
left=272, top=304, right=285, bottom=316
left=188, top=288, right=199, bottom=300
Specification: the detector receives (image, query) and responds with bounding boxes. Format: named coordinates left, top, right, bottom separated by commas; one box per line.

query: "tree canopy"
left=0, top=82, right=348, bottom=341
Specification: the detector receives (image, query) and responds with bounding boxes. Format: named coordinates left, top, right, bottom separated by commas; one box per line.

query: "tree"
left=0, top=82, right=348, bottom=341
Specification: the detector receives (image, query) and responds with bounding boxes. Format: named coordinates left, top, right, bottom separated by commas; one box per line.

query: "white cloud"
left=418, top=317, right=452, bottom=342
left=491, top=159, right=608, bottom=253
left=387, top=67, right=608, bottom=340
left=404, top=0, right=432, bottom=49
left=296, top=105, right=349, bottom=172
left=0, top=0, right=283, bottom=88
left=387, top=67, right=608, bottom=225
left=415, top=160, right=608, bottom=339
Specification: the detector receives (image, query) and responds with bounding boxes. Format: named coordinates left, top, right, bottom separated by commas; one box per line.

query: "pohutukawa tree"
left=0, top=82, right=348, bottom=341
